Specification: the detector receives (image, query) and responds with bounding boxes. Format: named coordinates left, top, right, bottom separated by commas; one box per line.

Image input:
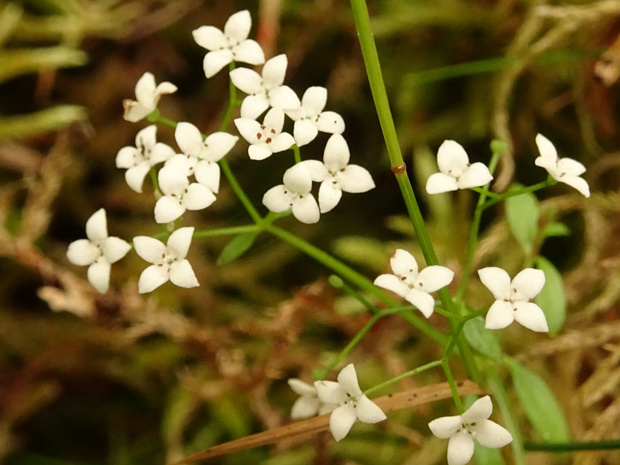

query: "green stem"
left=524, top=440, right=620, bottom=452
left=364, top=360, right=443, bottom=396
left=482, top=177, right=555, bottom=210
left=220, top=61, right=239, bottom=131
left=192, top=224, right=260, bottom=238
left=441, top=359, right=463, bottom=412
left=292, top=144, right=301, bottom=164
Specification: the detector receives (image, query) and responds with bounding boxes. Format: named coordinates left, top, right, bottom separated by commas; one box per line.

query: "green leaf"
left=541, top=221, right=571, bottom=238
left=463, top=316, right=502, bottom=361
left=534, top=256, right=566, bottom=335
left=217, top=231, right=258, bottom=264
left=505, top=186, right=539, bottom=255
left=508, top=360, right=571, bottom=443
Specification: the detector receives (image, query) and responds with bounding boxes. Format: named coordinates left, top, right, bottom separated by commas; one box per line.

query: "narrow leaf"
left=541, top=221, right=570, bottom=238
left=463, top=316, right=502, bottom=361
left=535, top=256, right=566, bottom=335
left=505, top=186, right=539, bottom=255
left=508, top=360, right=571, bottom=443
left=217, top=231, right=258, bottom=264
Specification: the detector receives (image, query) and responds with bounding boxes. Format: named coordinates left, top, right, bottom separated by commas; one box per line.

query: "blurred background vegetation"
left=0, top=0, right=619, bottom=464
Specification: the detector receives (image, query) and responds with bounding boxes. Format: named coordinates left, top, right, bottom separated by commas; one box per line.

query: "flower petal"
left=261, top=54, right=287, bottom=89
left=373, top=274, right=409, bottom=299
left=138, top=265, right=169, bottom=293
left=390, top=249, right=419, bottom=278
left=158, top=167, right=188, bottom=195
left=234, top=39, right=265, bottom=65
left=115, top=146, right=138, bottom=169
left=203, top=49, right=233, bottom=78
left=85, top=208, right=108, bottom=243
left=557, top=157, right=586, bottom=177
left=169, top=259, right=199, bottom=288
left=457, top=162, right=493, bottom=189
left=428, top=415, right=461, bottom=439
left=288, top=379, right=316, bottom=396
left=87, top=261, right=111, bottom=293
left=426, top=172, right=458, bottom=194
left=318, top=180, right=342, bottom=213
left=462, top=395, right=492, bottom=423
left=473, top=420, right=513, bottom=448
left=329, top=404, right=357, bottom=442
left=513, top=302, right=549, bottom=332
left=404, top=288, right=436, bottom=318
left=291, top=396, right=320, bottom=420
left=355, top=395, right=387, bottom=424
left=263, top=107, right=286, bottom=132
left=478, top=267, right=511, bottom=300
left=301, top=86, right=327, bottom=115
left=314, top=380, right=347, bottom=405
left=67, top=239, right=99, bottom=266
left=248, top=143, right=273, bottom=160
left=203, top=132, right=238, bottom=162
left=269, top=133, right=295, bottom=153
left=559, top=175, right=590, bottom=198
left=485, top=300, right=514, bottom=329
left=224, top=10, right=251, bottom=42
left=150, top=142, right=175, bottom=165
left=102, top=237, right=131, bottom=264
left=167, top=227, right=194, bottom=259
left=535, top=133, right=558, bottom=163
left=316, top=111, right=345, bottom=134
left=263, top=185, right=293, bottom=212
left=269, top=86, right=301, bottom=111
left=183, top=183, right=216, bottom=211
left=234, top=118, right=261, bottom=144
left=447, top=432, right=475, bottom=465
left=154, top=196, right=186, bottom=223
left=511, top=268, right=545, bottom=301
left=293, top=119, right=319, bottom=146
left=230, top=68, right=263, bottom=94
left=337, top=364, right=362, bottom=397
left=175, top=122, right=204, bottom=155
left=192, top=25, right=226, bottom=51
left=240, top=95, right=270, bottom=120
left=133, top=236, right=166, bottom=263
left=195, top=161, right=220, bottom=193
left=283, top=163, right=312, bottom=193
left=125, top=163, right=150, bottom=193
left=323, top=134, right=350, bottom=171
left=134, top=72, right=156, bottom=106
left=300, top=160, right=329, bottom=182
left=292, top=194, right=320, bottom=224
left=337, top=165, right=375, bottom=193
left=437, top=140, right=469, bottom=177
left=417, top=265, right=454, bottom=293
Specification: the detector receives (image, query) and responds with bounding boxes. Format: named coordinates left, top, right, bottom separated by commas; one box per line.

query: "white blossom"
left=426, top=140, right=493, bottom=194
left=230, top=54, right=300, bottom=119
left=535, top=133, right=590, bottom=198
left=123, top=72, right=177, bottom=123
left=478, top=267, right=548, bottom=332
left=234, top=108, right=295, bottom=160
left=165, top=122, right=238, bottom=193
left=115, top=125, right=175, bottom=193
left=192, top=10, right=265, bottom=78
left=133, top=227, right=199, bottom=293
left=288, top=379, right=337, bottom=420
left=428, top=396, right=513, bottom=465
left=314, top=364, right=386, bottom=442
left=301, top=134, right=374, bottom=213
left=374, top=249, right=454, bottom=318
left=286, top=86, right=345, bottom=146
left=154, top=167, right=216, bottom=224
left=66, top=209, right=131, bottom=293
left=262, top=163, right=320, bottom=224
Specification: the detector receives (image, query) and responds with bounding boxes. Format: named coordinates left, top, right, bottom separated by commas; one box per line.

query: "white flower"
left=426, top=141, right=493, bottom=194
left=285, top=86, right=345, bottom=146
left=288, top=379, right=337, bottom=420
left=165, top=122, right=238, bottom=193
left=428, top=396, right=513, bottom=465
left=314, top=364, right=386, bottom=442
left=192, top=10, right=265, bottom=78
left=478, top=267, right=548, bottom=332
left=534, top=133, right=590, bottom=198
left=66, top=209, right=131, bottom=293
left=133, top=227, right=199, bottom=293
left=262, top=163, right=320, bottom=224
left=234, top=108, right=295, bottom=160
left=115, top=125, right=175, bottom=193
left=123, top=72, right=177, bottom=123
left=154, top=167, right=216, bottom=224
left=374, top=249, right=454, bottom=318
left=230, top=54, right=300, bottom=119
left=301, top=134, right=375, bottom=213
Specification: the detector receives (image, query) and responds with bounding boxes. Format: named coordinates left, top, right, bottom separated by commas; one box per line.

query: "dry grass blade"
left=170, top=380, right=482, bottom=464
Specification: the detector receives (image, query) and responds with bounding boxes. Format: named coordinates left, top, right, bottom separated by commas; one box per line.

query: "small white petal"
left=293, top=119, right=319, bottom=146
left=269, top=86, right=301, bottom=111
left=150, top=143, right=175, bottom=165
left=138, top=265, right=169, bottom=293
left=404, top=288, right=436, bottom=318
left=301, top=86, right=327, bottom=115
left=337, top=364, right=362, bottom=397
left=167, top=227, right=194, bottom=258
left=234, top=118, right=261, bottom=144
left=154, top=196, right=186, bottom=224
left=337, top=165, right=375, bottom=193
left=300, top=160, right=329, bottom=182
left=192, top=25, right=226, bottom=51
left=175, top=122, right=204, bottom=155
left=283, top=163, right=312, bottom=193
left=169, top=259, right=199, bottom=288
left=248, top=143, right=273, bottom=160
left=134, top=72, right=156, bottom=106
left=478, top=267, right=511, bottom=300
left=230, top=68, right=264, bottom=94
left=355, top=395, right=387, bottom=423
left=263, top=107, right=286, bottom=132
left=291, top=396, right=320, bottom=420
left=390, top=249, right=419, bottom=278
left=473, top=420, right=513, bottom=448
left=557, top=157, right=586, bottom=177
left=329, top=404, right=357, bottom=442
left=85, top=209, right=108, bottom=243
left=457, top=162, right=493, bottom=189
left=203, top=49, right=233, bottom=78
left=115, top=146, right=138, bottom=169
left=123, top=102, right=152, bottom=123
left=318, top=180, right=342, bottom=213
left=269, top=133, right=295, bottom=153
left=323, top=134, right=350, bottom=171
left=183, top=183, right=216, bottom=211
left=288, top=379, right=316, bottom=397
left=203, top=132, right=238, bottom=162
left=373, top=274, right=409, bottom=299
left=263, top=185, right=294, bottom=212
left=511, top=268, right=545, bottom=300
left=535, top=133, right=558, bottom=163
left=102, top=237, right=131, bottom=264
left=447, top=432, right=475, bottom=465
left=314, top=380, right=347, bottom=405
left=133, top=236, right=166, bottom=263
left=67, top=239, right=99, bottom=266
left=125, top=163, right=150, bottom=193
left=195, top=162, right=220, bottom=193
left=437, top=140, right=469, bottom=177
left=224, top=10, right=251, bottom=42
left=87, top=261, right=111, bottom=293
left=417, top=265, right=454, bottom=293
left=158, top=167, right=189, bottom=195
left=240, top=95, right=270, bottom=120
left=233, top=39, right=265, bottom=65
left=261, top=54, right=288, bottom=88
left=426, top=172, right=459, bottom=194
left=513, top=302, right=549, bottom=332
left=316, top=111, right=345, bottom=134
left=462, top=396, right=492, bottom=423
left=428, top=415, right=462, bottom=439
left=292, top=194, right=320, bottom=224
left=485, top=300, right=515, bottom=329
left=559, top=175, right=590, bottom=198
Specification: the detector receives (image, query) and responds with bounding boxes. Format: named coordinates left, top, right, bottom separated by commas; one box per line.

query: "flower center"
left=256, top=125, right=277, bottom=144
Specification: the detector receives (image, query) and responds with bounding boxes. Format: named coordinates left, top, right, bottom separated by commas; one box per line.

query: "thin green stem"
left=441, top=359, right=463, bottom=412
left=328, top=274, right=380, bottom=314
left=482, top=177, right=555, bottom=210
left=292, top=144, right=301, bottom=164
left=220, top=61, right=239, bottom=131
left=193, top=224, right=260, bottom=238
left=524, top=440, right=620, bottom=452
left=364, top=360, right=443, bottom=396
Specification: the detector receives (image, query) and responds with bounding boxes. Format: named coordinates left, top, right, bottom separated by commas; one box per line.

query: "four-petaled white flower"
left=230, top=54, right=300, bottom=119
left=314, top=364, right=386, bottom=442
left=286, top=86, right=345, bottom=146
left=374, top=249, right=454, bottom=318
left=133, top=227, right=199, bottom=293
left=235, top=108, right=295, bottom=160
left=535, top=133, right=590, bottom=198
left=288, top=379, right=337, bottom=420
left=192, top=10, right=265, bottom=79
left=165, top=122, right=238, bottom=193
left=123, top=72, right=177, bottom=123
left=154, top=167, right=216, bottom=224
left=301, top=134, right=375, bottom=213
left=262, top=163, right=320, bottom=224
left=66, top=209, right=131, bottom=293
left=426, top=140, right=493, bottom=194
left=428, top=396, right=513, bottom=465
left=478, top=267, right=548, bottom=332
left=116, top=125, right=175, bottom=193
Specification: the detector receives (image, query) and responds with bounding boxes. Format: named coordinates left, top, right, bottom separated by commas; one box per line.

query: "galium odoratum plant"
left=64, top=4, right=601, bottom=464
